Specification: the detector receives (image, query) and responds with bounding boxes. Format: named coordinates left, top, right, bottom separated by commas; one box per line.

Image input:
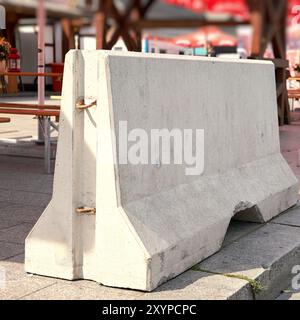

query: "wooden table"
left=289, top=77, right=300, bottom=81
left=0, top=72, right=62, bottom=78
left=0, top=72, right=63, bottom=93
left=0, top=71, right=63, bottom=174
left=288, top=88, right=300, bottom=111
left=0, top=117, right=10, bottom=123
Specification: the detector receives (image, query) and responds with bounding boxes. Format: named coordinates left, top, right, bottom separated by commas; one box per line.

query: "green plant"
left=0, top=37, right=11, bottom=62
left=294, top=64, right=300, bottom=73
left=191, top=265, right=264, bottom=295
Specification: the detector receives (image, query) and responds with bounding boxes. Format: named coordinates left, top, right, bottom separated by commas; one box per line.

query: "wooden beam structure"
left=1, top=0, right=290, bottom=125
left=93, top=0, right=249, bottom=51
left=93, top=0, right=111, bottom=50
left=247, top=0, right=290, bottom=125
left=91, top=0, right=289, bottom=125
left=61, top=18, right=76, bottom=58
left=129, top=18, right=250, bottom=29
left=2, top=11, right=18, bottom=46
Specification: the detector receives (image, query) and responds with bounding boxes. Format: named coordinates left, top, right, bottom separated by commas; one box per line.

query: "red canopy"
left=172, top=26, right=238, bottom=47
left=164, top=0, right=300, bottom=21
left=289, top=0, right=300, bottom=23
left=164, top=0, right=249, bottom=19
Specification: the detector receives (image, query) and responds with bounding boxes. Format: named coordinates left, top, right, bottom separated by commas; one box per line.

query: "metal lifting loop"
left=76, top=207, right=96, bottom=215
left=76, top=99, right=97, bottom=110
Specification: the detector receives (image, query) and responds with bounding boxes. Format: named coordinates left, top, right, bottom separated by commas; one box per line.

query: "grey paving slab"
left=271, top=205, right=300, bottom=227
left=0, top=201, right=13, bottom=209
left=21, top=282, right=144, bottom=300
left=22, top=258, right=252, bottom=300
left=277, top=289, right=300, bottom=300
left=0, top=172, right=53, bottom=194
left=222, top=221, right=262, bottom=248
left=140, top=270, right=252, bottom=300
left=0, top=242, right=24, bottom=260
left=280, top=121, right=300, bottom=181
left=0, top=189, right=51, bottom=207
left=0, top=143, right=56, bottom=161
left=0, top=255, right=57, bottom=300
left=0, top=223, right=33, bottom=245
left=6, top=250, right=252, bottom=300
left=2, top=254, right=143, bottom=300
left=2, top=253, right=253, bottom=300
left=0, top=203, right=44, bottom=224
left=198, top=223, right=300, bottom=300
left=0, top=155, right=47, bottom=175
left=7, top=252, right=24, bottom=263
left=0, top=219, right=22, bottom=231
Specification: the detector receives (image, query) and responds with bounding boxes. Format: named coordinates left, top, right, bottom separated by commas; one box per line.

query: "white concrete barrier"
left=25, top=50, right=299, bottom=291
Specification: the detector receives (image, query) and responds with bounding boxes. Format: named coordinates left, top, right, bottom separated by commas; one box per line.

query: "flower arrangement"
left=0, top=37, right=11, bottom=62
left=294, top=64, right=300, bottom=73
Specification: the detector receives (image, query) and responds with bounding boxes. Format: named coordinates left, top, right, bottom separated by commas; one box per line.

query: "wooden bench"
left=0, top=117, right=10, bottom=123
left=0, top=103, right=60, bottom=122
left=0, top=103, right=60, bottom=173
left=0, top=71, right=63, bottom=173
left=288, top=89, right=300, bottom=111
left=0, top=102, right=60, bottom=109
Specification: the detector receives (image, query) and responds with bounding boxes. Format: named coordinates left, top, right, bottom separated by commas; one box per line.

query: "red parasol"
left=164, top=0, right=249, bottom=19
left=172, top=26, right=238, bottom=47
left=164, top=0, right=300, bottom=21
left=289, top=0, right=300, bottom=24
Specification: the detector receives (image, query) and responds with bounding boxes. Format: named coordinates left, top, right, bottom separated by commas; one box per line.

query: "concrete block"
left=25, top=50, right=299, bottom=291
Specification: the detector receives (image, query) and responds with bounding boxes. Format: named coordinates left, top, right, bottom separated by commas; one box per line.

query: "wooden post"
left=99, top=0, right=153, bottom=51
left=37, top=0, right=46, bottom=143
left=131, top=0, right=142, bottom=52
left=247, top=0, right=265, bottom=57
left=94, top=0, right=112, bottom=49
left=247, top=0, right=289, bottom=125
left=61, top=18, right=75, bottom=58
left=5, top=11, right=18, bottom=47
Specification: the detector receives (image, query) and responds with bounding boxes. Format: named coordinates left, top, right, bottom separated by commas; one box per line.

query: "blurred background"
left=0, top=0, right=299, bottom=125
